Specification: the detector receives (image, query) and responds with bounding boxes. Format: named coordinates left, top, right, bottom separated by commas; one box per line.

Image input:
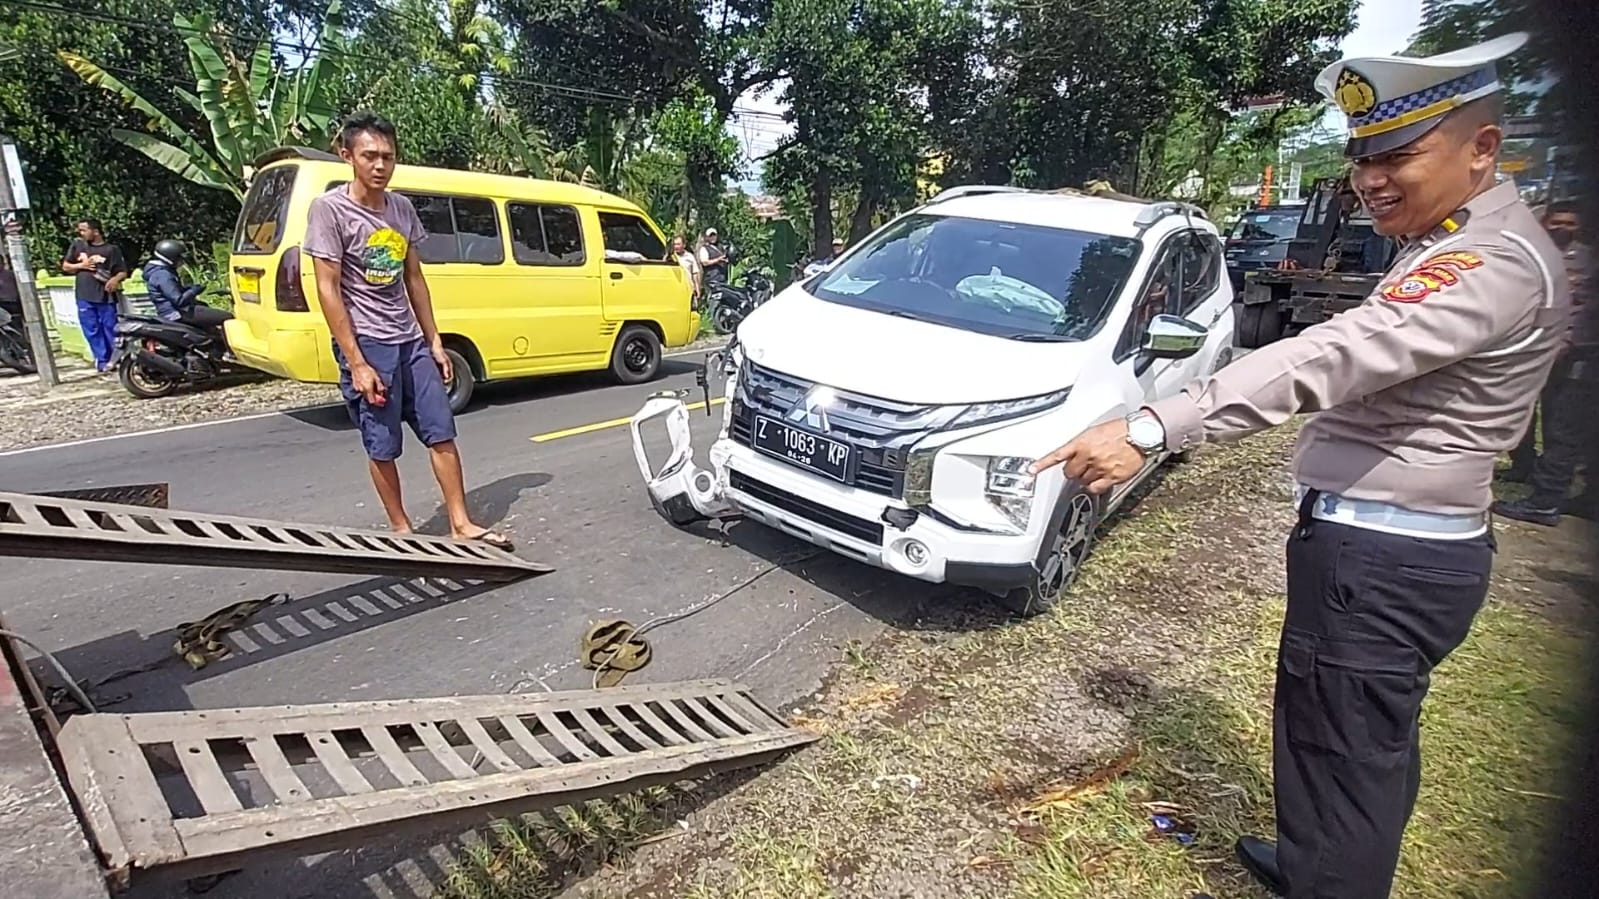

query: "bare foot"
left=452, top=524, right=514, bottom=551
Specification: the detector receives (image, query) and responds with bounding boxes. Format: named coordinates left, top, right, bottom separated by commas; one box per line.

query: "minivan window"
left=508, top=203, right=586, bottom=266
left=809, top=213, right=1141, bottom=342
left=234, top=166, right=298, bottom=254
left=400, top=192, right=505, bottom=265
left=598, top=212, right=668, bottom=261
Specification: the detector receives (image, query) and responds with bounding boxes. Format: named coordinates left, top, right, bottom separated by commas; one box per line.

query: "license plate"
left=753, top=416, right=851, bottom=481
left=237, top=271, right=261, bottom=303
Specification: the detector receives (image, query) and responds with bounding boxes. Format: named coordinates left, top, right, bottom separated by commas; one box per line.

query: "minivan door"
left=595, top=210, right=690, bottom=328
left=505, top=201, right=606, bottom=371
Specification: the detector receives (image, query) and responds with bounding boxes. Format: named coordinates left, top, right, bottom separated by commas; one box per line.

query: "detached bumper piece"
left=56, top=679, right=816, bottom=884
left=0, top=490, right=551, bottom=583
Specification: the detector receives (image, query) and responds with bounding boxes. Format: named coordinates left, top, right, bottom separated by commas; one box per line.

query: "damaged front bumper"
left=629, top=344, right=741, bottom=525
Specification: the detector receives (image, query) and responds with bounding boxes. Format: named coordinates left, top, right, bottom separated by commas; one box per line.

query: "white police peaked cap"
left=1315, top=32, right=1528, bottom=159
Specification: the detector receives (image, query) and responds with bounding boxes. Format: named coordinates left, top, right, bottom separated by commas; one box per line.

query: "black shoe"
left=1493, top=499, right=1563, bottom=527
left=1235, top=835, right=1285, bottom=896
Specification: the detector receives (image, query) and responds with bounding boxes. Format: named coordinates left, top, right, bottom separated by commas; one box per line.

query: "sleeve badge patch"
left=1381, top=251, right=1485, bottom=303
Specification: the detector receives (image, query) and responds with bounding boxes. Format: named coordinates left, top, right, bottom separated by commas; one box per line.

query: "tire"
left=610, top=324, right=662, bottom=385
left=118, top=354, right=179, bottom=399
left=0, top=330, right=36, bottom=375
left=999, top=489, right=1099, bottom=618
left=1236, top=302, right=1284, bottom=349
left=712, top=301, right=742, bottom=335
left=442, top=346, right=475, bottom=414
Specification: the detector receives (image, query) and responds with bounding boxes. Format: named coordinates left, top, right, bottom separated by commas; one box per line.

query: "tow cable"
left=580, top=549, right=823, bottom=689
left=173, top=593, right=291, bottom=669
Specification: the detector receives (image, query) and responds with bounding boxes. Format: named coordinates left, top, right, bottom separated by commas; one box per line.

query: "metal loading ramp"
left=0, top=490, right=551, bottom=582
left=54, top=678, right=816, bottom=884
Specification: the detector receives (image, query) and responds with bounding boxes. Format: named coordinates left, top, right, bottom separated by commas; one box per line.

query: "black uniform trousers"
left=1524, top=350, right=1597, bottom=508
left=1273, top=490, right=1495, bottom=898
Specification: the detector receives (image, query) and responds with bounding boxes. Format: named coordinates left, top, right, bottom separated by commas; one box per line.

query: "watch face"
left=1129, top=415, right=1164, bottom=449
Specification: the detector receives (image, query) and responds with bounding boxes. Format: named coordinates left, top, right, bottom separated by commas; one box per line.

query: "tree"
left=1407, top=0, right=1545, bottom=113
left=61, top=3, right=347, bottom=200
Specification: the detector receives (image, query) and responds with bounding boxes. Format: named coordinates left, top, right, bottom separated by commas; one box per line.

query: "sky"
left=726, top=0, right=1427, bottom=194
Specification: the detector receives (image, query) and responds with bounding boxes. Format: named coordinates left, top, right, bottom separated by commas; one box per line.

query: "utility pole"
left=0, top=137, right=58, bottom=388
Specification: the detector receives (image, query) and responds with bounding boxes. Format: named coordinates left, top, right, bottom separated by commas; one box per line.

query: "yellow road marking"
left=530, top=397, right=726, bottom=443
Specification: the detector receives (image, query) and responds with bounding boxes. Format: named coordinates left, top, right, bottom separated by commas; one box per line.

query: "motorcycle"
left=109, top=288, right=240, bottom=398
left=0, top=304, right=36, bottom=375
left=707, top=268, right=776, bottom=335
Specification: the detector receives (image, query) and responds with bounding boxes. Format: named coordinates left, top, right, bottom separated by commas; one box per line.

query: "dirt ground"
left=438, top=420, right=1596, bottom=899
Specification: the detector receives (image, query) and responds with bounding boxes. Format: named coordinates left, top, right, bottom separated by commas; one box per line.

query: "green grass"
left=435, top=425, right=1591, bottom=899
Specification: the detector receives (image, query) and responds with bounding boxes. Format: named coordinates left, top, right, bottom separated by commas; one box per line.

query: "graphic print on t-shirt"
left=362, top=227, right=408, bottom=286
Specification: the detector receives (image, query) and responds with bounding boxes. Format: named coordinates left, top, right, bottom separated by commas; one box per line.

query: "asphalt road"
left=1, top=352, right=971, bottom=899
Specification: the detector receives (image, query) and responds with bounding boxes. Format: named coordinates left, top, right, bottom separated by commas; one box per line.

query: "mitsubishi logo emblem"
left=787, top=385, right=837, bottom=432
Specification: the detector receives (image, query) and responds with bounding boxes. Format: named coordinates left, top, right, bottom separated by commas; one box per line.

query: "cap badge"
left=1335, top=69, right=1378, bottom=118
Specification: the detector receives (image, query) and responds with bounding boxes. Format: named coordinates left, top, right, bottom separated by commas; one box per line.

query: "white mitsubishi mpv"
left=631, top=186, right=1236, bottom=615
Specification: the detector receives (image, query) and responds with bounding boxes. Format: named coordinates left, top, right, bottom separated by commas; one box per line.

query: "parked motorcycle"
left=0, top=304, right=36, bottom=375
left=707, top=268, right=776, bottom=335
left=109, top=288, right=239, bottom=398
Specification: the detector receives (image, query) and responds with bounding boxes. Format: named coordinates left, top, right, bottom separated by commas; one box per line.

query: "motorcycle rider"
left=143, top=239, right=232, bottom=340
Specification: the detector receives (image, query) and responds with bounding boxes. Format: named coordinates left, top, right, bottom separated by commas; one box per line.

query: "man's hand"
left=1028, top=418, right=1147, bottom=494
left=350, top=361, right=387, bottom=407
left=430, top=338, right=452, bottom=383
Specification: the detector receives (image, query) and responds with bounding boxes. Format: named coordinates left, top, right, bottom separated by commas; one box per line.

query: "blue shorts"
left=333, top=336, right=457, bottom=461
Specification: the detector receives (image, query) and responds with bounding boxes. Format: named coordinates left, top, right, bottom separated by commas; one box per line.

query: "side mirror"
left=1142, top=314, right=1208, bottom=359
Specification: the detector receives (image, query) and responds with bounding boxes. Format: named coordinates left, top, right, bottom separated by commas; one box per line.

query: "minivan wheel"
left=1000, top=491, right=1097, bottom=618
left=442, top=347, right=474, bottom=414
left=610, top=324, right=662, bottom=385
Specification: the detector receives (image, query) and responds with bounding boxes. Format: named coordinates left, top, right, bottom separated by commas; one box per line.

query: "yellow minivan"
left=224, top=147, right=700, bottom=411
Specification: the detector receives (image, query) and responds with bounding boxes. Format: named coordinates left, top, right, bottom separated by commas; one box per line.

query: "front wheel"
left=118, top=353, right=179, bottom=399
left=610, top=324, right=662, bottom=385
left=999, top=490, right=1098, bottom=618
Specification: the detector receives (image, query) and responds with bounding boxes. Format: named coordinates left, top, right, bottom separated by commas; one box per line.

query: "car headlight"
left=953, top=388, right=1070, bottom=428
left=985, top=456, right=1036, bottom=531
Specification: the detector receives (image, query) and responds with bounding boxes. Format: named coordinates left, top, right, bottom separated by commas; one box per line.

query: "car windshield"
left=807, top=213, right=1141, bottom=341
left=1230, top=209, right=1301, bottom=242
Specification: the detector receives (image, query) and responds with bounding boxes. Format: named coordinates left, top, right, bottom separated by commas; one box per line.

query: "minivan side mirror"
left=1141, top=314, right=1208, bottom=359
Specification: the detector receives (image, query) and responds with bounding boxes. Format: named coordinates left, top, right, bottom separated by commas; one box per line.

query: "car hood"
left=733, top=287, right=1089, bottom=405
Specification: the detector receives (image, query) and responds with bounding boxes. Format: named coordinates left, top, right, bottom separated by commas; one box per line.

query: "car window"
left=452, top=197, right=504, bottom=264
left=1179, top=232, right=1222, bottom=314
left=233, top=166, right=298, bottom=254
left=402, top=192, right=459, bottom=264
left=1115, top=240, right=1181, bottom=360
left=808, top=213, right=1141, bottom=342
left=598, top=212, right=669, bottom=262
left=1230, top=209, right=1301, bottom=242
left=508, top=203, right=586, bottom=266
left=398, top=192, right=504, bottom=265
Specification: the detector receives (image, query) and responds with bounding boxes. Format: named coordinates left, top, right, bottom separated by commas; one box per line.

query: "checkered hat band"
left=1351, top=66, right=1497, bottom=128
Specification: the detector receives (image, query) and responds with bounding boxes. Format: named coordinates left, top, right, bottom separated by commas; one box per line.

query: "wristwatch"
left=1124, top=409, right=1167, bottom=456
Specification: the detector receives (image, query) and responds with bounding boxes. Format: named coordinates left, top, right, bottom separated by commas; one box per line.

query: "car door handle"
left=610, top=272, right=623, bottom=281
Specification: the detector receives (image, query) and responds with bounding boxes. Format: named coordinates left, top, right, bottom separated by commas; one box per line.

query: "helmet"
left=153, top=239, right=187, bottom=265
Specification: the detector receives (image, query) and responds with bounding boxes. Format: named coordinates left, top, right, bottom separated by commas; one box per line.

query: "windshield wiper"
left=884, top=309, right=938, bottom=324
left=1005, top=333, right=1073, bottom=342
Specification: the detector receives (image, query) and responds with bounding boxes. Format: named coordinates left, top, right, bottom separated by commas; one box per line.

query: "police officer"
left=1030, top=33, right=1568, bottom=899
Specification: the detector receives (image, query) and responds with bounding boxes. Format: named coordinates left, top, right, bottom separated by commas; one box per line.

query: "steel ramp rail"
left=55, top=679, right=814, bottom=883
left=0, top=491, right=550, bottom=582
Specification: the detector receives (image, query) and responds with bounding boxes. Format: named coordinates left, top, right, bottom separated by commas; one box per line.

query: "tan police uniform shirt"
left=1147, top=180, right=1570, bottom=516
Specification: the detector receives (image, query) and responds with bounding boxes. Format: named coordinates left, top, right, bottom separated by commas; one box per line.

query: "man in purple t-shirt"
left=304, top=111, right=512, bottom=549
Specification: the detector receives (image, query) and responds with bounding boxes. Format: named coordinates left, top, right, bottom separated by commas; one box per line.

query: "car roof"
left=256, top=147, right=649, bottom=215
left=921, top=190, right=1209, bottom=239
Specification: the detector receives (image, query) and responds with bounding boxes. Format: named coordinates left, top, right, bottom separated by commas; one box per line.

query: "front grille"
left=729, top=362, right=963, bottom=498
left=728, top=470, right=885, bottom=545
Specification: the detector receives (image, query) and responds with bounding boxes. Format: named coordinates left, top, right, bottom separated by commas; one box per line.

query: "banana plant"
left=60, top=1, right=347, bottom=201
